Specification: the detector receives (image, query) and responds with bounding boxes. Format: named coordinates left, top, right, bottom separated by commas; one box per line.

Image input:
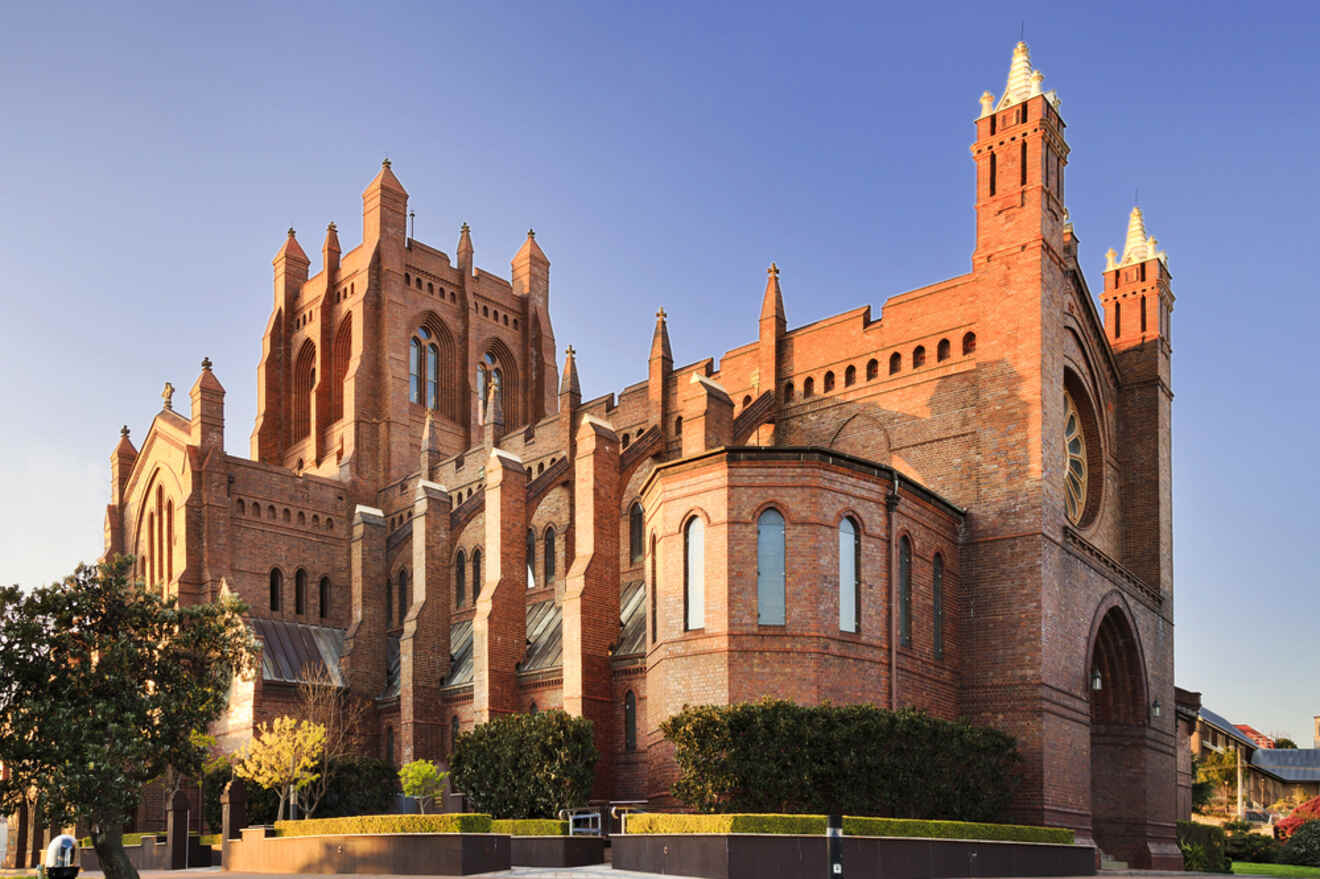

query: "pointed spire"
left=651, top=306, right=672, bottom=363
left=323, top=221, right=341, bottom=254
left=992, top=41, right=1056, bottom=111
left=1114, top=205, right=1168, bottom=269
left=760, top=262, right=786, bottom=326
left=560, top=345, right=581, bottom=398
left=365, top=157, right=407, bottom=196
left=514, top=226, right=548, bottom=264
left=275, top=226, right=308, bottom=263
left=457, top=222, right=474, bottom=274
left=115, top=425, right=137, bottom=457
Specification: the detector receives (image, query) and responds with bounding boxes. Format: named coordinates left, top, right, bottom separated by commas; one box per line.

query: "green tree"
left=1198, top=747, right=1241, bottom=814
left=1191, top=754, right=1215, bottom=813
left=1276, top=737, right=1300, bottom=749
left=398, top=759, right=449, bottom=813
left=0, top=557, right=256, bottom=879
left=233, top=716, right=326, bottom=821
left=450, top=710, right=597, bottom=818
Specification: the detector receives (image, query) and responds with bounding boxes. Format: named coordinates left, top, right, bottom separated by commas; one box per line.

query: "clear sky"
left=1, top=1, right=1314, bottom=742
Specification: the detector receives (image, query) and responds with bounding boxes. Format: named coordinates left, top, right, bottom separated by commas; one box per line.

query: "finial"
left=528, top=228, right=535, bottom=239
left=566, top=345, right=575, bottom=357
left=121, top=425, right=130, bottom=438
left=162, top=382, right=175, bottom=411
left=768, top=262, right=779, bottom=277
left=656, top=306, right=667, bottom=321
left=382, top=157, right=391, bottom=169
left=461, top=221, right=470, bottom=232
left=201, top=356, right=213, bottom=371
left=327, top=221, right=337, bottom=232
left=287, top=227, right=296, bottom=238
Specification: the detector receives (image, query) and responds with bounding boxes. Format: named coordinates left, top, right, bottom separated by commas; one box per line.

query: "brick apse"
left=97, top=42, right=1179, bottom=867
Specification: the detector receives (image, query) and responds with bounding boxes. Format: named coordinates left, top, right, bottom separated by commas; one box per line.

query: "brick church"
left=100, top=42, right=1179, bottom=867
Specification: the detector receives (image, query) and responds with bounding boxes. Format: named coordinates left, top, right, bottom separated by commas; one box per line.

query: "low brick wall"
left=611, top=833, right=1096, bottom=879
left=79, top=837, right=214, bottom=872
left=224, top=826, right=509, bottom=875
left=509, top=835, right=603, bottom=867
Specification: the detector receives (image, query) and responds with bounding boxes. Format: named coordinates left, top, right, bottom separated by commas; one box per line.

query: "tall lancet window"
left=756, top=509, right=786, bottom=625
left=839, top=517, right=860, bottom=633
left=476, top=352, right=502, bottom=421
left=684, top=516, right=705, bottom=631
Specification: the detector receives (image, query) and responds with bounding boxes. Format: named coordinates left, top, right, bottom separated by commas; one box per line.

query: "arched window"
left=237, top=499, right=245, bottom=515
left=455, top=550, right=466, bottom=607
left=844, top=365, right=856, bottom=387
left=426, top=343, right=439, bottom=409
left=397, top=569, right=408, bottom=624
left=937, top=338, right=950, bottom=362
left=649, top=533, right=658, bottom=642
left=838, top=518, right=859, bottom=632
left=913, top=345, right=927, bottom=368
left=544, top=526, right=556, bottom=584
left=629, top=502, right=644, bottom=564
left=962, top=332, right=977, bottom=355
left=889, top=352, right=901, bottom=375
left=476, top=352, right=502, bottom=420
left=269, top=569, right=282, bottom=613
left=899, top=536, right=912, bottom=647
left=866, top=359, right=878, bottom=381
left=674, top=415, right=683, bottom=435
left=803, top=377, right=815, bottom=398
left=331, top=314, right=352, bottom=422
left=472, top=549, right=482, bottom=600
left=451, top=715, right=461, bottom=753
left=823, top=371, right=835, bottom=392
left=933, top=553, right=945, bottom=659
left=293, top=340, right=316, bottom=440
left=783, top=382, right=794, bottom=402
left=683, top=516, right=705, bottom=631
left=526, top=528, right=537, bottom=590
left=742, top=395, right=752, bottom=409
left=624, top=690, right=637, bottom=752
left=1140, top=295, right=1147, bottom=333
left=166, top=499, right=174, bottom=583
left=319, top=577, right=330, bottom=619
left=295, top=569, right=307, bottom=615
left=756, top=508, right=786, bottom=626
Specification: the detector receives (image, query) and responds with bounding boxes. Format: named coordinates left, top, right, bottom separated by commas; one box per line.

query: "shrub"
left=1282, top=820, right=1320, bottom=866
left=1226, top=828, right=1282, bottom=864
left=1176, top=820, right=1230, bottom=873
left=449, top=710, right=597, bottom=819
left=490, top=819, right=568, bottom=836
left=274, top=813, right=492, bottom=836
left=1279, top=796, right=1320, bottom=839
left=626, top=814, right=827, bottom=835
left=843, top=816, right=1073, bottom=844
left=398, top=759, right=449, bottom=814
left=660, top=700, right=1019, bottom=820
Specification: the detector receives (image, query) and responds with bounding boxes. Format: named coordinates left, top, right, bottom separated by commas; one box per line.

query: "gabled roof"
left=1252, top=749, right=1320, bottom=783
left=1199, top=706, right=1259, bottom=751
left=251, top=617, right=345, bottom=687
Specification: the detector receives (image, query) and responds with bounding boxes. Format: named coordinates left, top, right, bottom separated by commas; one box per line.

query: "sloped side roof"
left=523, top=600, right=562, bottom=672
left=1199, top=706, right=1259, bottom=751
left=381, top=635, right=401, bottom=700
left=1252, top=748, right=1320, bottom=782
left=251, top=617, right=344, bottom=686
left=447, top=619, right=474, bottom=686
left=616, top=579, right=646, bottom=657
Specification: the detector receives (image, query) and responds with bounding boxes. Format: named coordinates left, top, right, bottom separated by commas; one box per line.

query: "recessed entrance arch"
left=1088, top=600, right=1149, bottom=865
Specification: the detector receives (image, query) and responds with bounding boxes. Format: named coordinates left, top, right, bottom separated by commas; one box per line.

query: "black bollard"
left=827, top=813, right=843, bottom=877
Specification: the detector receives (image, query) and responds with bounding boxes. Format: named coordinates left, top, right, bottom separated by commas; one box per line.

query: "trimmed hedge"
left=490, top=819, right=569, bottom=836
left=450, top=709, right=597, bottom=819
left=843, top=816, right=1073, bottom=844
left=274, top=813, right=492, bottom=836
left=661, top=700, right=1019, bottom=820
left=625, top=813, right=1071, bottom=844
left=627, top=814, right=828, bottom=835
left=1177, top=820, right=1231, bottom=873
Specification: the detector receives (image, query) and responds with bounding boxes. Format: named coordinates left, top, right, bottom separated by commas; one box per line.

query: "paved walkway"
left=32, top=868, right=1265, bottom=879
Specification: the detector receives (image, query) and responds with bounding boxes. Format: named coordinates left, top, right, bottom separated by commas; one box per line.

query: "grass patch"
left=1232, top=863, right=1320, bottom=877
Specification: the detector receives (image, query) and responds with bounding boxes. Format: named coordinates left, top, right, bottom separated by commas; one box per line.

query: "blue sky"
left=1, top=1, right=1315, bottom=742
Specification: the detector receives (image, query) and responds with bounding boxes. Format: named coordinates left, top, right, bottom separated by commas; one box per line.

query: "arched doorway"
left=1088, top=604, right=1148, bottom=865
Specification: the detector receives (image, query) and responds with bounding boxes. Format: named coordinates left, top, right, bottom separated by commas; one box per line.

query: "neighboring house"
left=1237, top=724, right=1276, bottom=750
left=1190, top=707, right=1320, bottom=814
left=77, top=40, right=1180, bottom=869
left=1251, top=749, right=1320, bottom=803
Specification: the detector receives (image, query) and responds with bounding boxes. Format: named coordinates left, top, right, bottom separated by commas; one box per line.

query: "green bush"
left=1177, top=820, right=1231, bottom=873
left=274, top=813, right=492, bottom=836
left=843, top=816, right=1073, bottom=844
left=490, top=819, right=569, bottom=836
left=449, top=709, right=597, bottom=819
left=660, top=700, right=1019, bottom=820
left=1228, top=829, right=1283, bottom=864
left=626, top=814, right=827, bottom=835
left=204, top=755, right=397, bottom=827
left=1283, top=821, right=1320, bottom=866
